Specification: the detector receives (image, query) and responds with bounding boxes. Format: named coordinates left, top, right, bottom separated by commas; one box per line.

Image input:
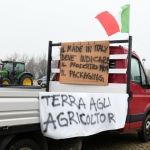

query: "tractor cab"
left=2, top=61, right=25, bottom=74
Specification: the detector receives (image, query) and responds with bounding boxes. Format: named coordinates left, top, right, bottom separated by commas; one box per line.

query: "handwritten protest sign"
left=60, top=41, right=110, bottom=85
left=39, top=92, right=128, bottom=139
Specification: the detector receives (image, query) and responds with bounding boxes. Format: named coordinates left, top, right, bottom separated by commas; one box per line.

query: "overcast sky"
left=0, top=0, right=150, bottom=68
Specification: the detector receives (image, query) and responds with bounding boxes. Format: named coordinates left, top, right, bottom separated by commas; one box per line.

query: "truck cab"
left=108, top=46, right=150, bottom=142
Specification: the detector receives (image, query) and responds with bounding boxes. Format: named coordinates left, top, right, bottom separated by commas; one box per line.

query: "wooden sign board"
left=60, top=41, right=110, bottom=85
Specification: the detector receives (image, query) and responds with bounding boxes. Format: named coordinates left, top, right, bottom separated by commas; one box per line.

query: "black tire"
left=6, top=139, right=40, bottom=150
left=2, top=78, right=11, bottom=84
left=41, top=82, right=46, bottom=88
left=20, top=75, right=33, bottom=86
left=41, top=84, right=45, bottom=88
left=138, top=114, right=150, bottom=142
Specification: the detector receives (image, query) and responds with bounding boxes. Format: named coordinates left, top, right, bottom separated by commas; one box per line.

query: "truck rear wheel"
left=48, top=137, right=82, bottom=150
left=6, top=139, right=40, bottom=150
left=20, top=75, right=33, bottom=86
left=2, top=78, right=10, bottom=84
left=138, top=114, right=150, bottom=142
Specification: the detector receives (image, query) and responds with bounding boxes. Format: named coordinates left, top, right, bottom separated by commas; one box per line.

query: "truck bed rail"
left=47, top=37, right=132, bottom=96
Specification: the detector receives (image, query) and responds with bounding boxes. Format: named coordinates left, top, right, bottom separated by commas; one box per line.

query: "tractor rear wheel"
left=20, top=75, right=33, bottom=86
left=2, top=78, right=10, bottom=84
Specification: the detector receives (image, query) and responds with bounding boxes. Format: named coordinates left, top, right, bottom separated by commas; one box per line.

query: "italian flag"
left=95, top=4, right=130, bottom=36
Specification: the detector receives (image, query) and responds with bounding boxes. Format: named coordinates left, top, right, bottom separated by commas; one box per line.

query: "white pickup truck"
left=1, top=37, right=144, bottom=150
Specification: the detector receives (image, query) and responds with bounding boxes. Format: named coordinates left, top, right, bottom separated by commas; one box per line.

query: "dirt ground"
left=82, top=131, right=150, bottom=150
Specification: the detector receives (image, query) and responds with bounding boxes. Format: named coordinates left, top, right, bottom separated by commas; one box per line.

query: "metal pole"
left=127, top=36, right=132, bottom=98
left=46, top=41, right=52, bottom=92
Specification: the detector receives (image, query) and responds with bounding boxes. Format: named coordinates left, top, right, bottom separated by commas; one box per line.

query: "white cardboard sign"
left=39, top=92, right=128, bottom=139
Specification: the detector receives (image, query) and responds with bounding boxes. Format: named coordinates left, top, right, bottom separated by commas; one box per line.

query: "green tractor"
left=0, top=60, right=33, bottom=86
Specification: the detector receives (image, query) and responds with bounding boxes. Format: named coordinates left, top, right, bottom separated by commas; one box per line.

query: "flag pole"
left=128, top=4, right=130, bottom=35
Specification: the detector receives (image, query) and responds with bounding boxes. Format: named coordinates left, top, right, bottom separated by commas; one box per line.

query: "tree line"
left=4, top=52, right=58, bottom=79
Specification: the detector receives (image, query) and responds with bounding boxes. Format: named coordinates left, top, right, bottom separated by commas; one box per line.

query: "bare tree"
left=4, top=52, right=29, bottom=63
left=26, top=56, right=37, bottom=79
left=5, top=52, right=20, bottom=61
left=36, top=53, right=47, bottom=79
left=18, top=53, right=29, bottom=64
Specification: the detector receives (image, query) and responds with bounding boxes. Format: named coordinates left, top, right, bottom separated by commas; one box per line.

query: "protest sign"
left=60, top=41, right=110, bottom=85
left=39, top=92, right=128, bottom=139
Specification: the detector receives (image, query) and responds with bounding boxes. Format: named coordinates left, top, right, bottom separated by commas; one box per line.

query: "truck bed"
left=0, top=86, right=43, bottom=127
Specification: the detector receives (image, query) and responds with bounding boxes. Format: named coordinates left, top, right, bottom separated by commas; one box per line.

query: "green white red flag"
left=95, top=4, right=130, bottom=36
